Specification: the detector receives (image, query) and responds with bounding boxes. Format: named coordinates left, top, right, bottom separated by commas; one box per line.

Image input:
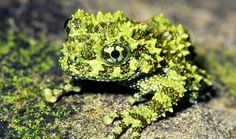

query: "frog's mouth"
left=71, top=69, right=142, bottom=82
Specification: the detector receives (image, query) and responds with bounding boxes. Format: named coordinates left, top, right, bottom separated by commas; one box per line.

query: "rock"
left=142, top=101, right=236, bottom=138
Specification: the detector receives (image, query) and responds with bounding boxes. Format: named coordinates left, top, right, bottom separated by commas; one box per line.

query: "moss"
left=0, top=26, right=76, bottom=138
left=8, top=101, right=74, bottom=138
left=196, top=46, right=236, bottom=96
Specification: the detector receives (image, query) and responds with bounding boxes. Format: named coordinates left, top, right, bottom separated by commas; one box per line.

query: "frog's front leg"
left=105, top=69, right=187, bottom=138
left=44, top=76, right=81, bottom=103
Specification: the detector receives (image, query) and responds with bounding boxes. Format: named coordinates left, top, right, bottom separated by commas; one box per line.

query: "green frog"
left=44, top=9, right=212, bottom=138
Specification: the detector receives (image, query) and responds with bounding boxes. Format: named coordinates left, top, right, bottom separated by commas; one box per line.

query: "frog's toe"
left=44, top=88, right=63, bottom=103
left=127, top=96, right=137, bottom=104
left=104, top=112, right=119, bottom=125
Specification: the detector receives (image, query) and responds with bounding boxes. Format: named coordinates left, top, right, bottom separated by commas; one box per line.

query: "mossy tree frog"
left=44, top=10, right=212, bottom=138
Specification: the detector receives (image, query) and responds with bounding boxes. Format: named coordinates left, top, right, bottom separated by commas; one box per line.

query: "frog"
left=44, top=9, right=212, bottom=138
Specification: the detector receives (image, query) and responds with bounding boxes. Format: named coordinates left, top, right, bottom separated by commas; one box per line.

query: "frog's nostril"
left=111, top=50, right=120, bottom=59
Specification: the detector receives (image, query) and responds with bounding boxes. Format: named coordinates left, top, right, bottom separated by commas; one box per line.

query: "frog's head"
left=60, top=10, right=162, bottom=81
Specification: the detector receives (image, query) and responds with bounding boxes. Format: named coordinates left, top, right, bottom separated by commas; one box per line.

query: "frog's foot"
left=105, top=105, right=160, bottom=138
left=105, top=92, right=178, bottom=138
left=104, top=70, right=187, bottom=138
left=44, top=77, right=81, bottom=103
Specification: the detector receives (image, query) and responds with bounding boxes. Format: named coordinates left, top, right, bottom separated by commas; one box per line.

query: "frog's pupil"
left=111, top=49, right=120, bottom=59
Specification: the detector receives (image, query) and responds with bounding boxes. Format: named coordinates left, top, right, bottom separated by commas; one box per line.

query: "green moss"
left=196, top=46, right=236, bottom=96
left=8, top=101, right=74, bottom=138
left=0, top=26, right=76, bottom=138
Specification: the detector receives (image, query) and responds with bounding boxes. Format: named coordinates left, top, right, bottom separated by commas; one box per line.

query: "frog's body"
left=44, top=10, right=212, bottom=138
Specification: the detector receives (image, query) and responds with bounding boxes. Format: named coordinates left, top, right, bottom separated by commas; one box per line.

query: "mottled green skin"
left=60, top=10, right=162, bottom=81
left=59, top=10, right=211, bottom=138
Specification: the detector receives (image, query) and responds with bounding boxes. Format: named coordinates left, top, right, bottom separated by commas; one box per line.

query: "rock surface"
left=0, top=0, right=236, bottom=138
left=142, top=99, right=236, bottom=138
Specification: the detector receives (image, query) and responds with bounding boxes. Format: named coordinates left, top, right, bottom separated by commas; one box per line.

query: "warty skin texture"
left=45, top=9, right=212, bottom=138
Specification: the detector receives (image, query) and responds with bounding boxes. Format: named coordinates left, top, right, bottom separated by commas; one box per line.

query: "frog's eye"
left=101, top=42, right=130, bottom=65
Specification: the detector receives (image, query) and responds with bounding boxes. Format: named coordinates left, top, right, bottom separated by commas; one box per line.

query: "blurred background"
left=0, top=0, right=235, bottom=47
left=0, top=0, right=236, bottom=138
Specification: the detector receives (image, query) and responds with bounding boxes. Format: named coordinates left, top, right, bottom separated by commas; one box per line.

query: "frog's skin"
left=44, top=10, right=212, bottom=138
